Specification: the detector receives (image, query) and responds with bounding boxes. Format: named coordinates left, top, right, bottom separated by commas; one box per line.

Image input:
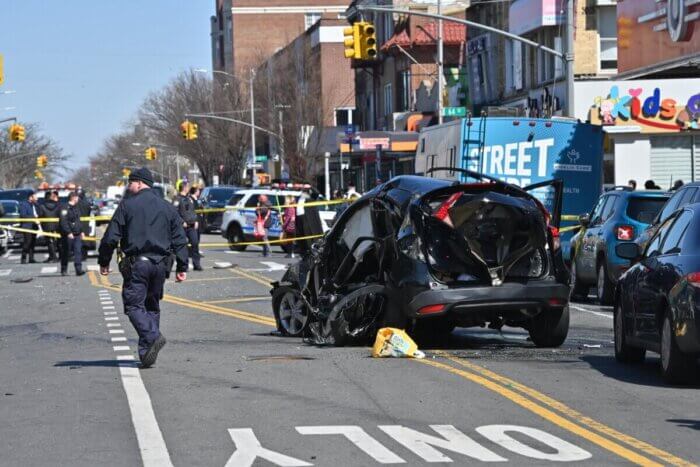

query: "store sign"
left=358, top=137, right=390, bottom=150
left=509, top=0, right=564, bottom=35
left=618, top=0, right=700, bottom=74
left=589, top=85, right=700, bottom=133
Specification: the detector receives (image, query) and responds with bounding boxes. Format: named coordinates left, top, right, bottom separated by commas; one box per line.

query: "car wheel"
left=570, top=258, right=589, bottom=300
left=613, top=296, right=645, bottom=363
left=327, top=285, right=387, bottom=347
left=528, top=306, right=570, bottom=348
left=227, top=225, right=247, bottom=252
left=272, top=286, right=309, bottom=337
left=660, top=311, right=698, bottom=384
left=596, top=262, right=614, bottom=306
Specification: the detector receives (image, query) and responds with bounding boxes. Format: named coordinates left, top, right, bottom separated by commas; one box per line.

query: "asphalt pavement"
left=0, top=234, right=698, bottom=466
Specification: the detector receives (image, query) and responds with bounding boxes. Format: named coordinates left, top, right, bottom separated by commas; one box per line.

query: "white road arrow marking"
left=225, top=429, right=312, bottom=467
left=296, top=426, right=405, bottom=464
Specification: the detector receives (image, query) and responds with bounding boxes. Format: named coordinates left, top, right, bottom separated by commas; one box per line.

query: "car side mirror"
left=616, top=243, right=640, bottom=260
left=578, top=213, right=591, bottom=228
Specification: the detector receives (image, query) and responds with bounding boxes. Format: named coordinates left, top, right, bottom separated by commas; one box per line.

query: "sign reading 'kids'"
left=589, top=85, right=700, bottom=133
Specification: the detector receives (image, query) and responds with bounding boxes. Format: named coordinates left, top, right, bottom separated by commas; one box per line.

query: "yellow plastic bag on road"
left=372, top=328, right=425, bottom=359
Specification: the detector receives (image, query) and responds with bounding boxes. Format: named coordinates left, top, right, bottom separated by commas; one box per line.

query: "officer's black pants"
left=21, top=233, right=36, bottom=261
left=60, top=235, right=82, bottom=273
left=122, top=259, right=166, bottom=359
left=185, top=226, right=201, bottom=268
left=45, top=235, right=58, bottom=260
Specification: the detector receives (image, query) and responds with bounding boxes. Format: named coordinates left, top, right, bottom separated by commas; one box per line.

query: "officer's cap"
left=128, top=167, right=154, bottom=187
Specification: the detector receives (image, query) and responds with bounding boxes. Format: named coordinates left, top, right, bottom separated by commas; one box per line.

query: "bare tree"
left=0, top=122, right=68, bottom=188
left=137, top=70, right=250, bottom=185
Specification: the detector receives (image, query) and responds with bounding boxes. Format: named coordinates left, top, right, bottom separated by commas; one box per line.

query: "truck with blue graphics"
left=415, top=117, right=605, bottom=260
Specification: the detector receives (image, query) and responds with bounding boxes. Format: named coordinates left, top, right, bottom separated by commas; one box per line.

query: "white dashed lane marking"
left=107, top=323, right=120, bottom=327
left=111, top=337, right=127, bottom=342
left=113, top=346, right=130, bottom=352
left=0, top=269, right=11, bottom=277
left=105, top=317, right=119, bottom=321
left=116, top=355, right=135, bottom=361
left=109, top=329, right=125, bottom=334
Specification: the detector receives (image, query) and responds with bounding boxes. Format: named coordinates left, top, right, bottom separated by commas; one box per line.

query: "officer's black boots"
left=76, top=267, right=85, bottom=276
left=141, top=334, right=167, bottom=368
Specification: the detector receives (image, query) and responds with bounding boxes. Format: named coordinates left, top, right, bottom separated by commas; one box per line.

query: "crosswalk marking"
left=40, top=266, right=58, bottom=274
left=0, top=269, right=11, bottom=277
left=88, top=265, right=100, bottom=271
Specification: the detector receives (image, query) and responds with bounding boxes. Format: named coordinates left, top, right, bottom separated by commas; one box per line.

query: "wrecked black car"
left=271, top=170, right=571, bottom=347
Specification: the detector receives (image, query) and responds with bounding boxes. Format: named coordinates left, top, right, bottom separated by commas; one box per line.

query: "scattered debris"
left=213, top=262, right=234, bottom=269
left=372, top=328, right=425, bottom=359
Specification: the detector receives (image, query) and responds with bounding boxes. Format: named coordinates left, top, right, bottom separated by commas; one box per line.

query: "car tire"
left=528, top=306, right=570, bottom=348
left=596, top=262, right=614, bottom=306
left=660, top=311, right=698, bottom=384
left=570, top=258, right=589, bottom=300
left=227, top=225, right=247, bottom=252
left=272, top=286, right=309, bottom=337
left=613, top=296, right=645, bottom=364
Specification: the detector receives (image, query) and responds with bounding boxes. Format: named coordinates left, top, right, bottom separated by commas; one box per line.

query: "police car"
left=220, top=185, right=336, bottom=252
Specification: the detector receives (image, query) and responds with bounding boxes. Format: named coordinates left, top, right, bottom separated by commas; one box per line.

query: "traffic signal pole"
left=437, top=0, right=443, bottom=125
left=249, top=69, right=257, bottom=187
left=347, top=2, right=575, bottom=118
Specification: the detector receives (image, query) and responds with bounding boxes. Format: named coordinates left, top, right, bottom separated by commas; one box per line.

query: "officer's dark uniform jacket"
left=98, top=188, right=188, bottom=272
left=174, top=194, right=197, bottom=226
left=59, top=204, right=83, bottom=235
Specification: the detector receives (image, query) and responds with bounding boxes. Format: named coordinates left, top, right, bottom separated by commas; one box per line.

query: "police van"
left=220, top=186, right=336, bottom=252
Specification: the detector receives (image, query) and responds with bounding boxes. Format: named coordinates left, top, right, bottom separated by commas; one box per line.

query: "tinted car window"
left=208, top=188, right=237, bottom=203
left=1, top=201, right=19, bottom=215
left=227, top=194, right=244, bottom=206
left=0, top=190, right=33, bottom=201
left=592, top=196, right=611, bottom=225
left=590, top=196, right=606, bottom=220
left=244, top=195, right=260, bottom=208
left=675, top=187, right=697, bottom=208
left=661, top=210, right=692, bottom=255
left=657, top=190, right=685, bottom=224
left=645, top=215, right=676, bottom=257
left=626, top=197, right=668, bottom=224
left=600, top=195, right=617, bottom=222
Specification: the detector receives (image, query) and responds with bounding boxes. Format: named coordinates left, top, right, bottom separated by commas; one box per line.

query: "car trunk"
left=415, top=187, right=549, bottom=286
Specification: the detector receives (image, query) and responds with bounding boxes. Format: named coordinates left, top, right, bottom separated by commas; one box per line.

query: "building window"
left=383, top=13, right=394, bottom=43
left=598, top=6, right=617, bottom=71
left=335, top=108, right=355, bottom=126
left=304, top=12, right=321, bottom=31
left=398, top=71, right=411, bottom=111
left=384, top=83, right=393, bottom=116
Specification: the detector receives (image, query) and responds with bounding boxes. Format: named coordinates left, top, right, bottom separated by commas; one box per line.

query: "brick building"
left=211, top=0, right=351, bottom=76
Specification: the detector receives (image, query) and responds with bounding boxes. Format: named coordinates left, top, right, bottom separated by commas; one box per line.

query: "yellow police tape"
left=194, top=198, right=350, bottom=215
left=0, top=224, right=99, bottom=242
left=0, top=215, right=112, bottom=223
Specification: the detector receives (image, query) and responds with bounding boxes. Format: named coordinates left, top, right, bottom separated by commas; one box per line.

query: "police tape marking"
left=225, top=424, right=591, bottom=466
left=0, top=269, right=11, bottom=277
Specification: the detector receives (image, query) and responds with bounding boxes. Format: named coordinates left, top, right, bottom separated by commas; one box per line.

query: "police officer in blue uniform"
left=59, top=192, right=85, bottom=276
left=174, top=180, right=202, bottom=271
left=98, top=168, right=188, bottom=368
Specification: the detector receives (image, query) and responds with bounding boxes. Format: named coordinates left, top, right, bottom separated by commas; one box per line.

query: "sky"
left=0, top=0, right=213, bottom=174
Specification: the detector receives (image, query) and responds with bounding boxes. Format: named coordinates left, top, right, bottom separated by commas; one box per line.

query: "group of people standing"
left=18, top=190, right=91, bottom=276
left=173, top=180, right=203, bottom=271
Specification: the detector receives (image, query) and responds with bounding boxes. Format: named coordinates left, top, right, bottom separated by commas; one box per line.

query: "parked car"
left=0, top=200, right=21, bottom=246
left=614, top=204, right=700, bottom=384
left=636, top=182, right=700, bottom=250
left=271, top=171, right=571, bottom=347
left=0, top=188, right=35, bottom=202
left=97, top=198, right=120, bottom=221
left=221, top=188, right=336, bottom=253
left=200, top=185, right=241, bottom=233
left=569, top=187, right=671, bottom=304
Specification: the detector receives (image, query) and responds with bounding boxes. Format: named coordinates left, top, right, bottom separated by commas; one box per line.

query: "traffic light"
left=9, top=123, right=26, bottom=142
left=144, top=147, right=157, bottom=160
left=122, top=168, right=131, bottom=178
left=343, top=23, right=361, bottom=59
left=36, top=154, right=48, bottom=168
left=180, top=120, right=198, bottom=140
left=359, top=21, right=377, bottom=60
left=34, top=170, right=43, bottom=180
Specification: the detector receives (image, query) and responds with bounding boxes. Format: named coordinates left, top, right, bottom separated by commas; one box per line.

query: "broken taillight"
left=418, top=304, right=446, bottom=315
left=433, top=192, right=462, bottom=226
left=616, top=225, right=634, bottom=241
left=549, top=226, right=561, bottom=251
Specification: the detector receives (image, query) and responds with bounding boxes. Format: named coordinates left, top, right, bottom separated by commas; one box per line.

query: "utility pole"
left=565, top=0, right=575, bottom=118
left=278, top=107, right=285, bottom=178
left=437, top=0, right=444, bottom=125
left=250, top=68, right=258, bottom=186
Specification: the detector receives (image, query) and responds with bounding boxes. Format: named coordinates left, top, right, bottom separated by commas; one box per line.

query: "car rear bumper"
left=406, top=280, right=570, bottom=319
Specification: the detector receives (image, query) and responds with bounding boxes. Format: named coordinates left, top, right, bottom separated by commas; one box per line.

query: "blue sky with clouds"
left=1, top=1, right=213, bottom=172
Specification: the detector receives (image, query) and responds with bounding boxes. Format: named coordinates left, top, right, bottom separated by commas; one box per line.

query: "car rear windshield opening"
left=626, top=198, right=668, bottom=223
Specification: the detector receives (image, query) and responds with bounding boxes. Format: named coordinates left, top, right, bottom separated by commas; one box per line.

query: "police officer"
left=98, top=168, right=188, bottom=368
left=174, top=180, right=202, bottom=271
left=59, top=192, right=85, bottom=276
left=40, top=191, right=60, bottom=263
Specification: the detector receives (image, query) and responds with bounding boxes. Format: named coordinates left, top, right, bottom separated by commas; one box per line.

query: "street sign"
left=246, top=163, right=263, bottom=169
left=443, top=106, right=467, bottom=117
left=344, top=125, right=357, bottom=136
left=255, top=155, right=268, bottom=162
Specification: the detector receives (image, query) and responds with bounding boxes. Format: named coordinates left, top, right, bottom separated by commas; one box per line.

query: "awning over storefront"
left=338, top=131, right=419, bottom=155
